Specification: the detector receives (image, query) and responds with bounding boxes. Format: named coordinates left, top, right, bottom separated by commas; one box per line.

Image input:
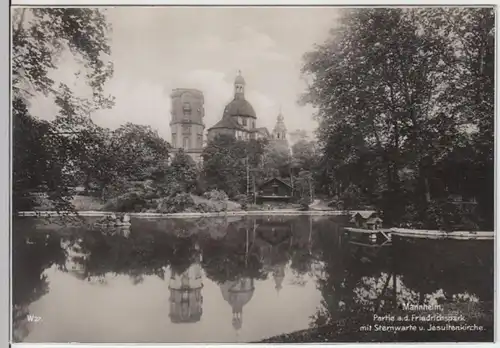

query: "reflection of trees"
left=289, top=216, right=320, bottom=276
left=201, top=221, right=267, bottom=283
left=12, top=218, right=67, bottom=342
left=168, top=236, right=198, bottom=275
left=393, top=237, right=494, bottom=303
left=311, top=225, right=395, bottom=327
left=70, top=225, right=185, bottom=282
left=310, top=222, right=494, bottom=341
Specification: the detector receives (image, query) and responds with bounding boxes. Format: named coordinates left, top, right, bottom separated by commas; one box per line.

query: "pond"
left=12, top=215, right=494, bottom=343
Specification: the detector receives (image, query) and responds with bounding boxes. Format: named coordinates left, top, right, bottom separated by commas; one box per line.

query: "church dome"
left=223, top=99, right=256, bottom=119
left=220, top=279, right=255, bottom=312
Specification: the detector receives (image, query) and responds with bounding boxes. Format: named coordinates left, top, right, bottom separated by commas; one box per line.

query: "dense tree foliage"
left=159, top=149, right=199, bottom=196
left=301, top=8, right=494, bottom=228
left=291, top=140, right=318, bottom=173
left=12, top=8, right=115, bottom=212
left=202, top=135, right=267, bottom=198
left=78, top=123, right=170, bottom=199
left=263, top=141, right=292, bottom=178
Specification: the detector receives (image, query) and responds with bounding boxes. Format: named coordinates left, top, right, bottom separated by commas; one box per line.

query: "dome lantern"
left=234, top=70, right=246, bottom=99
left=234, top=70, right=246, bottom=85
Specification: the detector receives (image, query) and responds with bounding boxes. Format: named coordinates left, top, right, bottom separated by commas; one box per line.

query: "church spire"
left=272, top=106, right=287, bottom=143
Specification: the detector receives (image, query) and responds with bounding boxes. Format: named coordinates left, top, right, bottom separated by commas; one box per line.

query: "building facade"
left=170, top=88, right=205, bottom=163
left=207, top=72, right=266, bottom=142
left=256, top=178, right=293, bottom=204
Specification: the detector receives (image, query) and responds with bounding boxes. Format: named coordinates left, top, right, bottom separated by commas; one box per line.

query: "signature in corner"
left=26, top=314, right=42, bottom=322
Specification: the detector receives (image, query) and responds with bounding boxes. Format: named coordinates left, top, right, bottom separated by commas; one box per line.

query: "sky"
left=29, top=7, right=340, bottom=141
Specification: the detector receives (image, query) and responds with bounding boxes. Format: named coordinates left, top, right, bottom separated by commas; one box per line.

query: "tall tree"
left=291, top=139, right=318, bottom=172
left=162, top=149, right=199, bottom=196
left=263, top=142, right=292, bottom=179
left=12, top=8, right=115, bottom=212
left=300, top=8, right=494, bottom=227
left=201, top=135, right=268, bottom=198
left=202, top=135, right=247, bottom=198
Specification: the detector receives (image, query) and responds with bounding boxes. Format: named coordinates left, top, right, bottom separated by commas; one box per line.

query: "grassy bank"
left=17, top=209, right=349, bottom=218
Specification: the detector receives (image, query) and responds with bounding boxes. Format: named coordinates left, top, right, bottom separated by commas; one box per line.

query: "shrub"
left=234, top=194, right=248, bottom=203
left=156, top=193, right=196, bottom=214
left=339, top=184, right=367, bottom=210
left=195, top=202, right=212, bottom=213
left=103, top=191, right=147, bottom=212
left=194, top=201, right=225, bottom=213
left=299, top=196, right=311, bottom=211
left=203, top=189, right=228, bottom=202
left=424, top=200, right=479, bottom=232
left=400, top=199, right=480, bottom=231
left=234, top=194, right=250, bottom=210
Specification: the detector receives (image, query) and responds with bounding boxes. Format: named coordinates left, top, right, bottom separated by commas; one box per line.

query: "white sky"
left=28, top=7, right=340, bottom=141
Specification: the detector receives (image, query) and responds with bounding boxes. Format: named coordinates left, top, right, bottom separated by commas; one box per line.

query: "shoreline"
left=16, top=209, right=359, bottom=219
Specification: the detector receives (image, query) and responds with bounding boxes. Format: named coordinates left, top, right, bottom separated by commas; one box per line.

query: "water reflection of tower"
left=220, top=278, right=255, bottom=332
left=62, top=239, right=88, bottom=280
left=168, top=245, right=204, bottom=323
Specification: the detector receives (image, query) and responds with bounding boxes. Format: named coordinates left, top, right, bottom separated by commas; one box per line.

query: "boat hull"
left=390, top=228, right=494, bottom=240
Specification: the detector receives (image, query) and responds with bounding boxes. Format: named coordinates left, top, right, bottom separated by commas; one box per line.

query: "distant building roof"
left=208, top=115, right=244, bottom=131
left=255, top=127, right=270, bottom=136
left=223, top=98, right=256, bottom=119
left=260, top=177, right=293, bottom=189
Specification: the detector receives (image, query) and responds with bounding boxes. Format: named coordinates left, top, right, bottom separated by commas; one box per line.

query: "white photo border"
left=4, top=1, right=499, bottom=348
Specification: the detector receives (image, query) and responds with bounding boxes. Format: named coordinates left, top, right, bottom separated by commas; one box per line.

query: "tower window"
left=183, top=137, right=189, bottom=149
left=172, top=133, right=177, bottom=146
left=182, top=124, right=191, bottom=134
left=183, top=102, right=192, bottom=115
left=197, top=135, right=203, bottom=148
left=242, top=118, right=247, bottom=126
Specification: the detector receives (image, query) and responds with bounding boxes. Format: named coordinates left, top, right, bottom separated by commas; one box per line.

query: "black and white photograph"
left=11, top=4, right=495, bottom=344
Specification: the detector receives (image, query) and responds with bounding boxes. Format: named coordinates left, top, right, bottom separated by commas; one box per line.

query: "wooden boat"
left=390, top=228, right=494, bottom=240
left=344, top=227, right=393, bottom=244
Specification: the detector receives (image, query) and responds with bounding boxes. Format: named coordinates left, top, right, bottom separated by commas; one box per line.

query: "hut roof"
left=352, top=211, right=377, bottom=220
left=366, top=217, right=383, bottom=225
left=260, top=177, right=293, bottom=189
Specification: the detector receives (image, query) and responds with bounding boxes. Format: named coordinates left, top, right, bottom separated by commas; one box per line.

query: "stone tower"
left=170, top=89, right=205, bottom=162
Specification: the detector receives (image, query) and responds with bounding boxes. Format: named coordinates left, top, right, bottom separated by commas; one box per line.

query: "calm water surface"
left=12, top=215, right=494, bottom=343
